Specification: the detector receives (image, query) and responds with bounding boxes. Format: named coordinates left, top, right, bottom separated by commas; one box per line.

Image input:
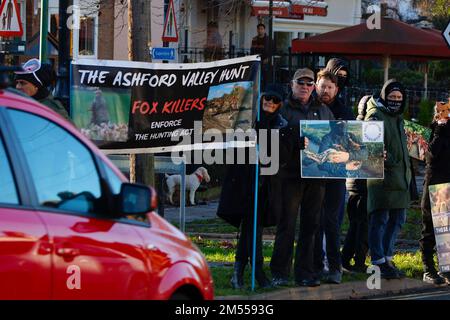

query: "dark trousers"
left=419, top=175, right=448, bottom=272
left=341, top=193, right=369, bottom=267
left=270, top=179, right=325, bottom=281
left=314, top=180, right=346, bottom=272
left=235, top=212, right=264, bottom=269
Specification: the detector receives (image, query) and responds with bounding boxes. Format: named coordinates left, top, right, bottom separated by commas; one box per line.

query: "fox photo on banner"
left=404, top=120, right=431, bottom=161
left=429, top=182, right=450, bottom=273
left=300, top=120, right=384, bottom=179
left=70, top=56, right=260, bottom=153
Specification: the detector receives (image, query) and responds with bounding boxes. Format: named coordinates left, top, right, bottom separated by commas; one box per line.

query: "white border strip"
left=72, top=55, right=261, bottom=70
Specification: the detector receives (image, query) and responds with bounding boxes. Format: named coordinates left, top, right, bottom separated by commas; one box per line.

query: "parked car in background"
left=0, top=89, right=214, bottom=300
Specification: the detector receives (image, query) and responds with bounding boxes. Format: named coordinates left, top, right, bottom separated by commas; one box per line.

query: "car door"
left=6, top=108, right=152, bottom=299
left=0, top=113, right=51, bottom=299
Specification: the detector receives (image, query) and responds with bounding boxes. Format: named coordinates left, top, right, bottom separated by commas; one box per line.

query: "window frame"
left=3, top=107, right=150, bottom=228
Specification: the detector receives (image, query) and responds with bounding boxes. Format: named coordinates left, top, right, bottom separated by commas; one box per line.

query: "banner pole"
left=251, top=62, right=262, bottom=291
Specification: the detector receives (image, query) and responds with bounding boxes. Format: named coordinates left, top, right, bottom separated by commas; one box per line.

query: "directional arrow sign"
left=444, top=20, right=450, bottom=49
left=152, top=47, right=176, bottom=60
left=0, top=0, right=23, bottom=37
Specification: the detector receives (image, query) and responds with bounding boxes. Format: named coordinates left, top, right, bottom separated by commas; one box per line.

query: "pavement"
left=217, top=279, right=442, bottom=300
left=160, top=199, right=219, bottom=223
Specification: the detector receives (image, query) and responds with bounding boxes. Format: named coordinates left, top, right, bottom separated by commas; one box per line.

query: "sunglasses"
left=294, top=79, right=315, bottom=87
left=263, top=95, right=282, bottom=104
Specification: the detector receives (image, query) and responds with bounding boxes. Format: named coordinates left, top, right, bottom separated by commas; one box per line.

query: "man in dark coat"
left=217, top=83, right=287, bottom=289
left=365, top=79, right=411, bottom=279
left=251, top=23, right=271, bottom=89
left=420, top=101, right=450, bottom=284
left=313, top=70, right=364, bottom=284
left=270, top=68, right=334, bottom=287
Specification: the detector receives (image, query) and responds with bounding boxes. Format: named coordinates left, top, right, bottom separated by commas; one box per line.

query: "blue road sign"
left=152, top=47, right=176, bottom=60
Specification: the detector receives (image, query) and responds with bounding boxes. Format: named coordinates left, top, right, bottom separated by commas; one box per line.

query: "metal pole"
left=180, top=161, right=186, bottom=233
left=39, top=0, right=49, bottom=63
left=55, top=0, right=70, bottom=109
left=251, top=63, right=262, bottom=292
left=268, top=0, right=273, bottom=84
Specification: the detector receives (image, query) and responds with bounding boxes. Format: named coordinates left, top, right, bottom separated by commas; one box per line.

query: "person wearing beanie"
left=420, top=101, right=450, bottom=285
left=217, top=83, right=287, bottom=290
left=270, top=68, right=334, bottom=288
left=364, top=79, right=411, bottom=279
left=15, top=59, right=69, bottom=120
left=325, top=58, right=350, bottom=100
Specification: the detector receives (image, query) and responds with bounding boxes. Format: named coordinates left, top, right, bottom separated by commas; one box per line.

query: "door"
left=0, top=130, right=51, bottom=299
left=7, top=108, right=151, bottom=299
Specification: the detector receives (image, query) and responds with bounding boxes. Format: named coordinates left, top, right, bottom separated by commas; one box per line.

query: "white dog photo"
left=165, top=167, right=210, bottom=206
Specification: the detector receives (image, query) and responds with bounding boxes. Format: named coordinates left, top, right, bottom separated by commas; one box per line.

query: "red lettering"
left=185, top=99, right=193, bottom=111
left=162, top=101, right=173, bottom=113
left=132, top=101, right=141, bottom=114
left=150, top=102, right=158, bottom=114
left=197, top=97, right=206, bottom=110
left=140, top=102, right=150, bottom=114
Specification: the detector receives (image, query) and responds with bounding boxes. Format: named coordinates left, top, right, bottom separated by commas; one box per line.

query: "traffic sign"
left=0, top=0, right=23, bottom=37
left=162, top=0, right=178, bottom=42
left=152, top=47, right=176, bottom=60
left=443, top=20, right=450, bottom=49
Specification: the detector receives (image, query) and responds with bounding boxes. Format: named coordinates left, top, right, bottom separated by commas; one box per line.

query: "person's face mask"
left=386, top=99, right=403, bottom=113
left=337, top=76, right=347, bottom=90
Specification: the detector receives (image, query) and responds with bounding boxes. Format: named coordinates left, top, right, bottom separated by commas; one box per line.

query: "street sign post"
left=162, top=0, right=178, bottom=42
left=0, top=0, right=23, bottom=37
left=443, top=20, right=450, bottom=49
left=151, top=47, right=176, bottom=60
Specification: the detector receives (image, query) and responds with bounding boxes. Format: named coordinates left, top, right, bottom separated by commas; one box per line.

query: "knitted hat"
left=14, top=59, right=55, bottom=89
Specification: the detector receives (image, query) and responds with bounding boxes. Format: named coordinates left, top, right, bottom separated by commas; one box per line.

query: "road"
left=372, top=286, right=450, bottom=300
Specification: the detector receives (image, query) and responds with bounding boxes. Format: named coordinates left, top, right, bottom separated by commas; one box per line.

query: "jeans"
left=314, top=180, right=346, bottom=272
left=368, top=208, right=406, bottom=265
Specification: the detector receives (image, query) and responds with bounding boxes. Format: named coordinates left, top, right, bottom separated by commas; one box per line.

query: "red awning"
left=292, top=17, right=450, bottom=60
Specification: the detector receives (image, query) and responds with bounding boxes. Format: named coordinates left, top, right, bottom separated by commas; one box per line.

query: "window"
left=0, top=136, right=19, bottom=204
left=8, top=110, right=101, bottom=213
left=79, top=16, right=96, bottom=56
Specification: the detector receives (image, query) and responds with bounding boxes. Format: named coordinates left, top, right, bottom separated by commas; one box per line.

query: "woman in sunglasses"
left=217, top=84, right=287, bottom=289
left=14, top=59, right=69, bottom=120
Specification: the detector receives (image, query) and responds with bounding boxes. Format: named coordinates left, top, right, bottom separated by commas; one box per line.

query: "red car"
left=0, top=89, right=214, bottom=300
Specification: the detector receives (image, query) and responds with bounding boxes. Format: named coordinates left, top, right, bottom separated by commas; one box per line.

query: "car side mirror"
left=118, top=183, right=156, bottom=215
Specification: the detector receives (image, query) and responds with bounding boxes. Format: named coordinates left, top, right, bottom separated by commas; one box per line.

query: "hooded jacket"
left=364, top=90, right=411, bottom=213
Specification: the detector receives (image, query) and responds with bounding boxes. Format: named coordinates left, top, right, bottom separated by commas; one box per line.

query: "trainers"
left=271, top=276, right=289, bottom=287
left=378, top=262, right=400, bottom=280
left=438, top=272, right=450, bottom=285
left=295, top=278, right=320, bottom=287
left=423, top=271, right=446, bottom=285
left=387, top=261, right=406, bottom=278
left=326, top=270, right=342, bottom=284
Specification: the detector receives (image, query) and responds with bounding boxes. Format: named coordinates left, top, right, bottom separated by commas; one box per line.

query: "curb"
left=216, top=278, right=437, bottom=300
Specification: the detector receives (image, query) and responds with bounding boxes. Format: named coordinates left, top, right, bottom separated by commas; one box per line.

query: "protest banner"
left=429, top=182, right=450, bottom=273
left=404, top=120, right=431, bottom=161
left=71, top=56, right=260, bottom=154
left=300, top=120, right=384, bottom=179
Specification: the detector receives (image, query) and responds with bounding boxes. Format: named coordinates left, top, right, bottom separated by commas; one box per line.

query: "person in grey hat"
left=270, top=68, right=334, bottom=287
left=15, top=58, right=69, bottom=120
